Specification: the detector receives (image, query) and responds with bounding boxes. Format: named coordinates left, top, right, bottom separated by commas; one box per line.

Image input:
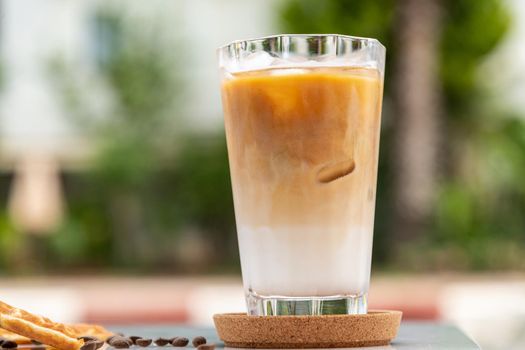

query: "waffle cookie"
left=0, top=301, right=112, bottom=350
left=0, top=328, right=32, bottom=344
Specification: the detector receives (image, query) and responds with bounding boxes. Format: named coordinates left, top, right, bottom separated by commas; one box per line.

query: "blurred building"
left=0, top=0, right=280, bottom=156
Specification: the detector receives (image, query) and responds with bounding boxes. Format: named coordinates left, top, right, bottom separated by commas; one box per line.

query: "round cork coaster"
left=213, top=310, right=402, bottom=348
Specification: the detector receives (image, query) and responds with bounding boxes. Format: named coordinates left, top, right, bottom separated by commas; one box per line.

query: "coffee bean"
left=1, top=341, right=18, bottom=349
left=79, top=336, right=100, bottom=342
left=108, top=337, right=131, bottom=349
left=1, top=341, right=17, bottom=349
left=135, top=339, right=152, bottom=347
left=93, top=341, right=104, bottom=349
left=171, top=337, right=189, bottom=347
left=80, top=341, right=97, bottom=350
left=107, top=336, right=117, bottom=343
left=106, top=334, right=127, bottom=343
left=0, top=339, right=4, bottom=346
left=106, top=335, right=117, bottom=343
left=112, top=341, right=130, bottom=349
left=191, top=337, right=206, bottom=348
left=154, top=338, right=170, bottom=346
left=128, top=336, right=142, bottom=345
left=196, top=344, right=214, bottom=350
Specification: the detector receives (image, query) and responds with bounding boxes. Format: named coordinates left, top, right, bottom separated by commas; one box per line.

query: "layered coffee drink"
left=219, top=35, right=385, bottom=315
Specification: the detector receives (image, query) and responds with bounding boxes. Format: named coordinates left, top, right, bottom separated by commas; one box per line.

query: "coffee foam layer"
left=221, top=51, right=379, bottom=74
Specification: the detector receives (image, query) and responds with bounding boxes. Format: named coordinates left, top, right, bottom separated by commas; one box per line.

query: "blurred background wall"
left=0, top=0, right=524, bottom=349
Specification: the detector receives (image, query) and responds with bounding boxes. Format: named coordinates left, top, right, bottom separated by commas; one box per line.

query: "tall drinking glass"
left=218, top=34, right=385, bottom=316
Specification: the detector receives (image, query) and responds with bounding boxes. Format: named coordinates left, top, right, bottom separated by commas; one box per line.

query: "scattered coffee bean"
left=106, top=334, right=127, bottom=343
left=196, top=344, right=214, bottom=350
left=106, top=335, right=117, bottom=343
left=0, top=339, right=4, bottom=346
left=171, top=337, right=189, bottom=347
left=1, top=341, right=18, bottom=349
left=128, top=336, right=142, bottom=345
left=154, top=338, right=170, bottom=346
left=101, top=333, right=210, bottom=349
left=94, top=341, right=104, bottom=349
left=191, top=337, right=206, bottom=348
left=112, top=341, right=130, bottom=349
left=108, top=336, right=132, bottom=349
left=80, top=341, right=97, bottom=350
left=135, top=339, right=152, bottom=347
left=79, top=336, right=100, bottom=342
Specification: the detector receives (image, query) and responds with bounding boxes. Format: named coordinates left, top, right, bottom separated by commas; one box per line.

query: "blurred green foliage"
left=441, top=0, right=510, bottom=112
left=282, top=0, right=525, bottom=270
left=281, top=0, right=510, bottom=116
left=0, top=7, right=237, bottom=274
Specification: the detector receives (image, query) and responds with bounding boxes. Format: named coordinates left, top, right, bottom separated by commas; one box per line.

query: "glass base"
left=245, top=290, right=367, bottom=316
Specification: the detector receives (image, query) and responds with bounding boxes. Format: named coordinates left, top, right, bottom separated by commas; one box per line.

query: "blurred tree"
left=391, top=0, right=443, bottom=242
left=88, top=8, right=181, bottom=266
left=48, top=6, right=237, bottom=273
left=49, top=7, right=182, bottom=269
left=280, top=0, right=514, bottom=268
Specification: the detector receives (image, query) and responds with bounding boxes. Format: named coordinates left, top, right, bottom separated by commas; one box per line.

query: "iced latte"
left=219, top=35, right=385, bottom=315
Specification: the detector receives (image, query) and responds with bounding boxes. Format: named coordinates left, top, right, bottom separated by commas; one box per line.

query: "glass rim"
left=217, top=33, right=386, bottom=53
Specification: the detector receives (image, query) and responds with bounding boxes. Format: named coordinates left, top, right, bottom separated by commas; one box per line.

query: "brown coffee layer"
left=222, top=67, right=382, bottom=227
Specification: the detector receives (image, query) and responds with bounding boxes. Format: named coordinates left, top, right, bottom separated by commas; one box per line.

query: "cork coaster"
left=213, top=310, right=402, bottom=348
